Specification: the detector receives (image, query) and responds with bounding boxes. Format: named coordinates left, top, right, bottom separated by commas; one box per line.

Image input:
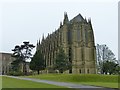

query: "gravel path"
left=5, top=75, right=118, bottom=90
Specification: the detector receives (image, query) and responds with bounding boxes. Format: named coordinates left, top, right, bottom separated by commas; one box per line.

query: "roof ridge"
left=70, top=13, right=84, bottom=23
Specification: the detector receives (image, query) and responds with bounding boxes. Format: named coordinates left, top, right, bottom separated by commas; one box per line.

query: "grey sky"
left=0, top=0, right=118, bottom=59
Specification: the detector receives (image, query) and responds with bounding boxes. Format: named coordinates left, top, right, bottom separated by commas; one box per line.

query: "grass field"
left=24, top=74, right=118, bottom=88
left=2, top=76, right=65, bottom=88
left=0, top=76, right=2, bottom=89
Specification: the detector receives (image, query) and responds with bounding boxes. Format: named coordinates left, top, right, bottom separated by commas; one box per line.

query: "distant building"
left=0, top=52, right=15, bottom=75
left=37, top=13, right=97, bottom=74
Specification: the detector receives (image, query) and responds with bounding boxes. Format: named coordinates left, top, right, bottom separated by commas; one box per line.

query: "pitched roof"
left=70, top=14, right=84, bottom=23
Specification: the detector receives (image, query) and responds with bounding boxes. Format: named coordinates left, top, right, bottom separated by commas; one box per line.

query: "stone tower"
left=37, top=12, right=97, bottom=74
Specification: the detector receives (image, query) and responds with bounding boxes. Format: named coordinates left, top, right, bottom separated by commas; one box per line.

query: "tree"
left=54, top=47, right=71, bottom=73
left=96, top=44, right=116, bottom=74
left=30, top=50, right=45, bottom=74
left=12, top=41, right=35, bottom=75
left=115, top=65, right=120, bottom=74
left=96, top=44, right=116, bottom=62
left=11, top=58, right=21, bottom=72
left=102, top=60, right=118, bottom=75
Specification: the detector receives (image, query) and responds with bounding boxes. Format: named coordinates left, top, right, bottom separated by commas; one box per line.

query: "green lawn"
left=78, top=82, right=118, bottom=88
left=24, top=74, right=118, bottom=88
left=2, top=76, right=65, bottom=88
left=0, top=76, right=2, bottom=89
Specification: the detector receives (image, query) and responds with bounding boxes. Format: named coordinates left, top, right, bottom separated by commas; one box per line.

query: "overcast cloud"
left=0, top=0, right=118, bottom=59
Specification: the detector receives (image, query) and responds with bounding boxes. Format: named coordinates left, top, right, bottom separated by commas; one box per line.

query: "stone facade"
left=37, top=13, right=97, bottom=74
left=0, top=52, right=15, bottom=75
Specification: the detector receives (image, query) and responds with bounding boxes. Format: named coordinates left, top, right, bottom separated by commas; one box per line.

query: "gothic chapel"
left=37, top=12, right=97, bottom=74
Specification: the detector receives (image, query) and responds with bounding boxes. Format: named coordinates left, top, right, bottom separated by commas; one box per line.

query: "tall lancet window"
left=85, top=29, right=88, bottom=45
left=77, top=30, right=80, bottom=41
left=68, top=31, right=72, bottom=44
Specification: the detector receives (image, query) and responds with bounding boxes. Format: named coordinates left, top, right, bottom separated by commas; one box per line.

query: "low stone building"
left=0, top=52, right=15, bottom=75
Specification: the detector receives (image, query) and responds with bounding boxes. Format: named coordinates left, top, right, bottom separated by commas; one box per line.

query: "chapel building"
left=37, top=13, right=97, bottom=74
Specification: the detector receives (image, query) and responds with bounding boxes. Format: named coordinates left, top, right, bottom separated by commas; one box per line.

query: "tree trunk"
left=109, top=72, right=112, bottom=75
left=60, top=70, right=63, bottom=73
left=37, top=70, right=40, bottom=75
left=105, top=72, right=107, bottom=75
left=23, top=62, right=27, bottom=75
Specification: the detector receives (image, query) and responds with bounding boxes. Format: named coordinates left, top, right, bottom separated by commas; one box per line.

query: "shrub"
left=8, top=71, right=24, bottom=76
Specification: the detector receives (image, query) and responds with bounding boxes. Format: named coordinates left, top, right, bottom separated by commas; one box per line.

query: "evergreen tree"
left=54, top=47, right=71, bottom=73
left=12, top=41, right=35, bottom=75
left=30, top=50, right=45, bottom=74
left=11, top=58, right=21, bottom=72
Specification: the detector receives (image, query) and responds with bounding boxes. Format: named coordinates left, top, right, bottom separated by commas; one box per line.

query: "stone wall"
left=0, top=53, right=15, bottom=75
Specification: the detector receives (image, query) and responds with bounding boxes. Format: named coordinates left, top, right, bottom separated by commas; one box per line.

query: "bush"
left=8, top=71, right=24, bottom=76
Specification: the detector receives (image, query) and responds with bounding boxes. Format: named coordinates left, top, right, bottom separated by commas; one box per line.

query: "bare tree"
left=96, top=44, right=116, bottom=74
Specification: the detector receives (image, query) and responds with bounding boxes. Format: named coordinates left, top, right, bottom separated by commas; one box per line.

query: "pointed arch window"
left=87, top=69, right=89, bottom=74
left=67, top=31, right=72, bottom=44
left=77, top=30, right=80, bottom=41
left=79, top=69, right=81, bottom=73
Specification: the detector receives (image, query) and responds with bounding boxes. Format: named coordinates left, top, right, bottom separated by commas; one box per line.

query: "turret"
left=84, top=17, right=87, bottom=23
left=48, top=33, right=50, bottom=39
left=38, top=39, right=40, bottom=45
left=36, top=40, right=38, bottom=50
left=60, top=21, right=62, bottom=28
left=37, top=40, right=38, bottom=46
left=42, top=34, right=45, bottom=41
left=87, top=18, right=95, bottom=47
left=36, top=39, right=40, bottom=51
left=88, top=18, right=92, bottom=29
left=63, top=12, right=69, bottom=24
